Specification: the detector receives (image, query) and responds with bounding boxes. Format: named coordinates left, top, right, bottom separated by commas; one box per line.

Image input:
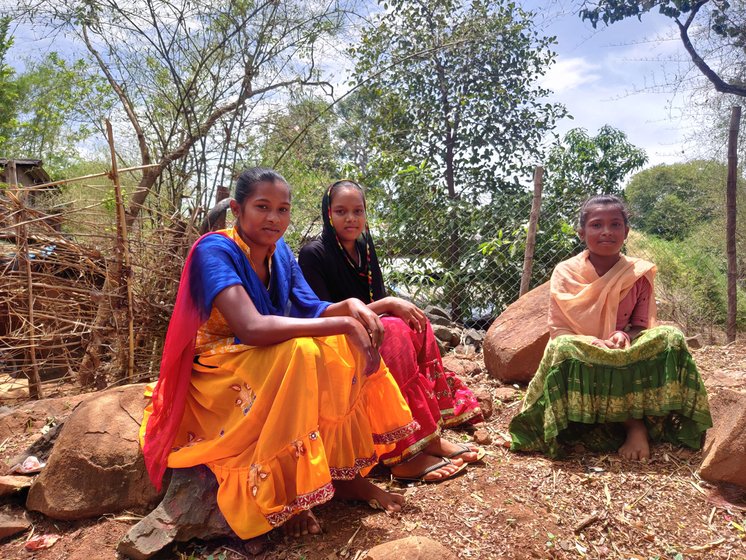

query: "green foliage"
left=0, top=17, right=19, bottom=148
left=520, top=125, right=647, bottom=293
left=0, top=40, right=114, bottom=177
left=627, top=230, right=746, bottom=331
left=255, top=94, right=342, bottom=248
left=346, top=0, right=567, bottom=318
left=625, top=160, right=724, bottom=240
left=544, top=125, right=648, bottom=223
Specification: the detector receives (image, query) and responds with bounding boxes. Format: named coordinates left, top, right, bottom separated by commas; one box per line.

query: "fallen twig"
left=574, top=512, right=601, bottom=533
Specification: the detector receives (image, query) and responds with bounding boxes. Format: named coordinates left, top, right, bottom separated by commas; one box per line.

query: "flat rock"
left=441, top=356, right=481, bottom=378
left=118, top=465, right=232, bottom=560
left=0, top=392, right=90, bottom=441
left=26, top=383, right=164, bottom=520
left=483, top=283, right=550, bottom=384
left=0, top=475, right=33, bottom=497
left=704, top=369, right=746, bottom=390
left=699, top=389, right=746, bottom=489
left=364, top=536, right=456, bottom=560
left=493, top=387, right=521, bottom=402
left=0, top=511, right=31, bottom=540
left=424, top=305, right=451, bottom=322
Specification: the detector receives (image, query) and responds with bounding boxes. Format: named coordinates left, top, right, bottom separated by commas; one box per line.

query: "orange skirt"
left=140, top=335, right=415, bottom=539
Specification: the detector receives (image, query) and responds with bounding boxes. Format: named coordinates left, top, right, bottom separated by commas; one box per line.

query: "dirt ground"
left=0, top=342, right=745, bottom=560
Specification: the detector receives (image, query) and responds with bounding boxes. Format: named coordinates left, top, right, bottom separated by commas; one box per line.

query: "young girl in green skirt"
left=508, top=195, right=712, bottom=460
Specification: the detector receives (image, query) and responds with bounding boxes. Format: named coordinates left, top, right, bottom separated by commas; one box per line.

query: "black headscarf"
left=298, top=180, right=386, bottom=304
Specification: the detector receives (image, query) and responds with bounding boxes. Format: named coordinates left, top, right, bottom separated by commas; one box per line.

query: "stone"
left=463, top=328, right=485, bottom=345
left=0, top=392, right=89, bottom=441
left=472, top=388, right=493, bottom=420
left=0, top=511, right=31, bottom=540
left=441, top=355, right=481, bottom=378
left=424, top=305, right=451, bottom=322
left=473, top=428, right=492, bottom=445
left=428, top=314, right=452, bottom=327
left=8, top=422, right=64, bottom=467
left=483, top=282, right=550, bottom=384
left=449, top=328, right=462, bottom=348
left=0, top=475, right=33, bottom=497
left=432, top=324, right=455, bottom=344
left=494, top=387, right=521, bottom=402
left=26, top=383, right=164, bottom=520
left=118, top=466, right=232, bottom=560
left=364, top=536, right=456, bottom=560
left=704, top=369, right=746, bottom=390
left=453, top=344, right=477, bottom=358
left=699, top=389, right=746, bottom=489
left=686, top=335, right=704, bottom=350
left=436, top=338, right=451, bottom=355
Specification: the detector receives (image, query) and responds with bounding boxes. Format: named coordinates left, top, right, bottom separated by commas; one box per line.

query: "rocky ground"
left=0, top=342, right=745, bottom=560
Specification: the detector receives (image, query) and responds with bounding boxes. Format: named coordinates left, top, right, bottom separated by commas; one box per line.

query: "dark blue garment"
left=188, top=234, right=331, bottom=335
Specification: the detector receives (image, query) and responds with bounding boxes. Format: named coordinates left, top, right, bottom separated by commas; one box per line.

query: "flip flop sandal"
left=446, top=442, right=486, bottom=463
left=393, top=456, right=467, bottom=483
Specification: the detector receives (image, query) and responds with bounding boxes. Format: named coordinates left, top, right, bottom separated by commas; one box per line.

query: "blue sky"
left=520, top=0, right=697, bottom=166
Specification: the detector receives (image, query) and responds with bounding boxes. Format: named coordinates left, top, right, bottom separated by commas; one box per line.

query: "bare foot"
left=619, top=418, right=650, bottom=461
left=334, top=475, right=405, bottom=512
left=390, top=452, right=464, bottom=482
left=426, top=437, right=481, bottom=463
left=282, top=509, right=322, bottom=538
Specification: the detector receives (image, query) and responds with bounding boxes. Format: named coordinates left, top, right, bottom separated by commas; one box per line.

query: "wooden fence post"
left=726, top=106, right=741, bottom=344
left=106, top=120, right=135, bottom=381
left=10, top=161, right=43, bottom=399
left=520, top=166, right=544, bottom=297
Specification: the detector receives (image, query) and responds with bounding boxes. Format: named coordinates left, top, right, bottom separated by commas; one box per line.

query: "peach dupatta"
left=549, top=250, right=657, bottom=340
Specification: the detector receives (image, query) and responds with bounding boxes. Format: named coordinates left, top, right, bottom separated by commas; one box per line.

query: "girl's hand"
left=344, top=298, right=385, bottom=349
left=591, top=331, right=630, bottom=350
left=347, top=319, right=382, bottom=376
left=383, top=297, right=428, bottom=333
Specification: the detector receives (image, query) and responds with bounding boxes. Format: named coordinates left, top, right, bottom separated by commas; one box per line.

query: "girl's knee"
left=288, top=337, right=321, bottom=358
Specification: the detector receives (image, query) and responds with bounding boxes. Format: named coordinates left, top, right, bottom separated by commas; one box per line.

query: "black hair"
left=328, top=179, right=365, bottom=204
left=578, top=194, right=630, bottom=229
left=234, top=167, right=289, bottom=205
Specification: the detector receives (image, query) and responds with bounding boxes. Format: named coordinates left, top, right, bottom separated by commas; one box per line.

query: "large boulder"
left=483, top=282, right=550, bottom=384
left=699, top=389, right=746, bottom=489
left=25, top=383, right=164, bottom=520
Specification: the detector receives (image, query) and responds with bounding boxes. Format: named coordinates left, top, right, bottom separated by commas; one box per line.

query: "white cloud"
left=541, top=57, right=600, bottom=94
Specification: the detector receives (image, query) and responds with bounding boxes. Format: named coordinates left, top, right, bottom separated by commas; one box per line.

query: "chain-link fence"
left=1, top=160, right=741, bottom=399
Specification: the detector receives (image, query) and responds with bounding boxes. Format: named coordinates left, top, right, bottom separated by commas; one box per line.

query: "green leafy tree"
left=625, top=160, right=724, bottom=240
left=3, top=53, right=113, bottom=174
left=0, top=18, right=18, bottom=149
left=544, top=125, right=648, bottom=223
left=256, top=94, right=343, bottom=247
left=348, top=0, right=567, bottom=318
left=580, top=0, right=746, bottom=98
left=512, top=125, right=648, bottom=290
left=14, top=0, right=349, bottom=227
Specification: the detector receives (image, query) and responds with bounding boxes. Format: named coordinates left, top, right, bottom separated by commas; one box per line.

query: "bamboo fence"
left=0, top=128, right=198, bottom=400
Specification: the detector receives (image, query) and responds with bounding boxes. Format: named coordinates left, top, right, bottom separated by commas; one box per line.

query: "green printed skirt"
left=508, top=326, right=712, bottom=457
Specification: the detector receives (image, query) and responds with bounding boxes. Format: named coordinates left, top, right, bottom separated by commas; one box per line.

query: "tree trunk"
left=726, top=106, right=741, bottom=343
